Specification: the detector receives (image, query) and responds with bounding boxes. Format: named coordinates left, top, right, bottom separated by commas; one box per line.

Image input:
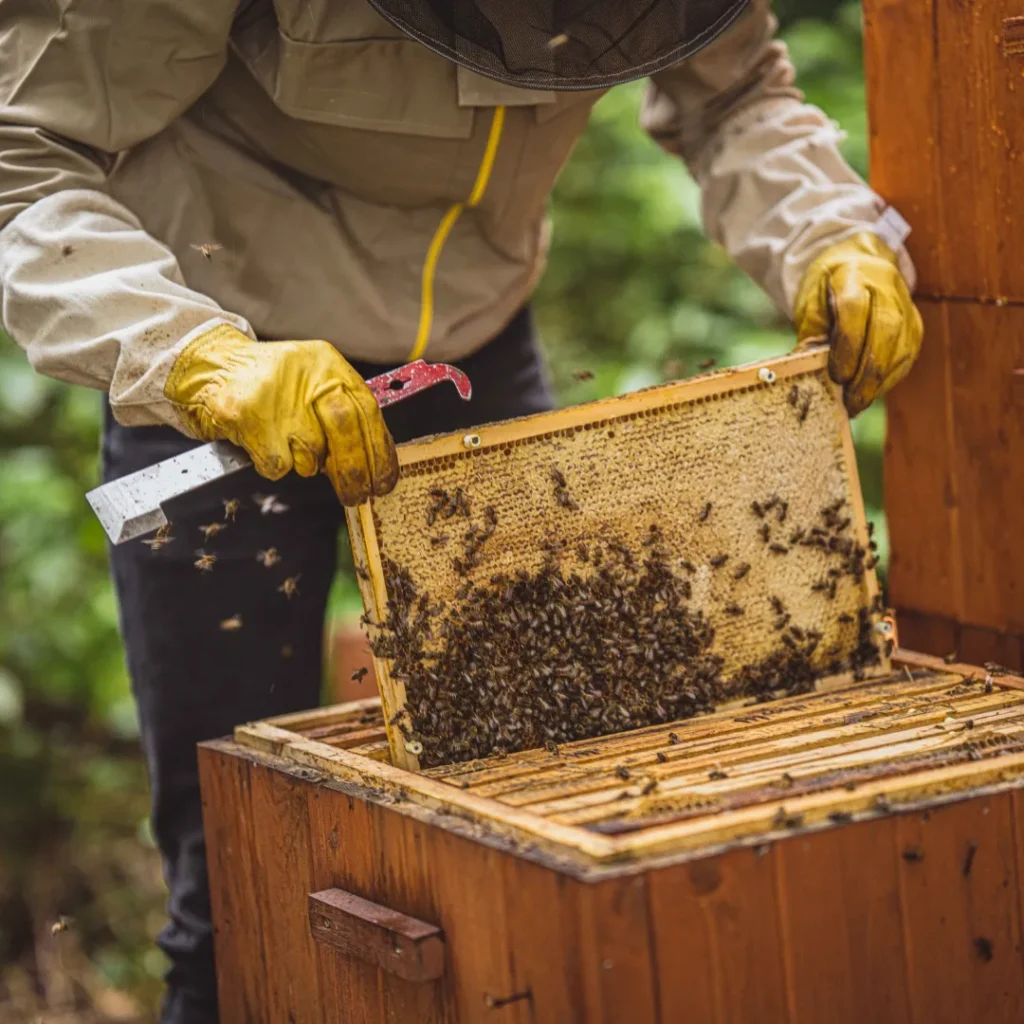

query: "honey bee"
left=699, top=502, right=713, bottom=523
left=199, top=522, right=225, bottom=540
left=656, top=751, right=669, bottom=764
left=547, top=32, right=570, bottom=49
left=223, top=498, right=240, bottom=521
left=194, top=550, right=217, bottom=571
left=699, top=357, right=717, bottom=371
left=254, top=493, right=289, bottom=515
left=278, top=575, right=301, bottom=599
left=143, top=523, right=174, bottom=551
left=667, top=732, right=680, bottom=745
left=708, top=769, right=729, bottom=781
left=50, top=917, right=72, bottom=936
left=571, top=369, right=594, bottom=382
left=256, top=548, right=280, bottom=568
left=351, top=667, right=369, bottom=683
left=641, top=778, right=658, bottom=795
left=220, top=614, right=243, bottom=631
left=191, top=242, right=224, bottom=259
left=710, top=553, right=729, bottom=568
left=615, top=765, right=630, bottom=781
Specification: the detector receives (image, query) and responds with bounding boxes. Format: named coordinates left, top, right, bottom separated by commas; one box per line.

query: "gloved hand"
left=794, top=232, right=923, bottom=416
left=164, top=324, right=399, bottom=505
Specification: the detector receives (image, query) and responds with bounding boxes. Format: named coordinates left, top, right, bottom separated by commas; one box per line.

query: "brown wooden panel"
left=648, top=847, right=789, bottom=1024
left=776, top=819, right=910, bottom=1024
left=306, top=787, right=388, bottom=1023
left=502, top=858, right=587, bottom=1024
left=247, top=762, right=322, bottom=1024
left=934, top=1, right=1024, bottom=300
left=370, top=804, right=454, bottom=1024
left=863, top=0, right=945, bottom=292
left=198, top=743, right=269, bottom=1024
left=946, top=302, right=1024, bottom=631
left=885, top=299, right=961, bottom=620
left=579, top=875, right=659, bottom=1024
left=897, top=795, right=1024, bottom=1024
left=426, top=828, right=530, bottom=1024
left=893, top=611, right=960, bottom=662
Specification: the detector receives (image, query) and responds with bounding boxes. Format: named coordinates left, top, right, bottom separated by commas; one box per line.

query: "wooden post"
left=864, top=0, right=1024, bottom=669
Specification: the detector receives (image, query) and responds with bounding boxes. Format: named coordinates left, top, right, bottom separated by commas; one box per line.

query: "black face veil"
left=366, top=0, right=752, bottom=90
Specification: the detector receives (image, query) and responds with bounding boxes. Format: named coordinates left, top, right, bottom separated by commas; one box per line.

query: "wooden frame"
left=345, top=348, right=886, bottom=770
left=234, top=652, right=1024, bottom=878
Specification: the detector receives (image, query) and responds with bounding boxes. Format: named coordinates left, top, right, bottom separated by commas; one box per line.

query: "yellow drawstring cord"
left=407, top=105, right=506, bottom=362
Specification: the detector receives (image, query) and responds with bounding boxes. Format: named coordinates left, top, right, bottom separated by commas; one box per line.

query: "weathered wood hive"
left=199, top=351, right=1024, bottom=1022
left=202, top=652, right=1024, bottom=1023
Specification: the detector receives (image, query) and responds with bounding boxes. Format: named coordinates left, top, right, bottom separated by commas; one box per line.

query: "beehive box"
left=347, top=350, right=889, bottom=770
left=200, top=651, right=1024, bottom=1024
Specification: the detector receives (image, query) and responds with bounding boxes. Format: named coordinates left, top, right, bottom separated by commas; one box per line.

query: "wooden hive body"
left=348, top=351, right=888, bottom=770
left=201, top=652, right=1024, bottom=1023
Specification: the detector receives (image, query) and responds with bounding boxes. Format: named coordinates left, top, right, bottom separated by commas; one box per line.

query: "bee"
left=699, top=357, right=717, bottom=371
left=194, top=550, right=217, bottom=572
left=901, top=846, right=925, bottom=863
left=551, top=467, right=567, bottom=489
left=699, top=501, right=713, bottom=522
left=708, top=769, right=729, bottom=780
left=256, top=548, right=280, bottom=568
left=351, top=667, right=369, bottom=683
left=278, top=575, right=301, bottom=599
left=943, top=651, right=959, bottom=664
left=710, top=553, right=729, bottom=568
left=725, top=603, right=744, bottom=616
left=544, top=739, right=560, bottom=755
left=220, top=614, right=243, bottom=631
left=733, top=562, right=751, bottom=581
left=656, top=751, right=668, bottom=764
left=828, top=810, right=853, bottom=825
left=61, top=243, right=75, bottom=257
left=50, top=917, right=72, bottom=937
left=790, top=528, right=806, bottom=544
left=679, top=559, right=696, bottom=574
left=667, top=732, right=680, bottom=745
left=223, top=498, right=240, bottom=521
left=254, top=493, right=289, bottom=515
left=191, top=242, right=223, bottom=260
left=769, top=595, right=786, bottom=615
left=546, top=32, right=569, bottom=49
left=759, top=523, right=771, bottom=542
left=799, top=396, right=812, bottom=423
left=641, top=778, right=658, bottom=795
left=199, top=522, right=225, bottom=540
left=751, top=500, right=765, bottom=518
left=788, top=384, right=800, bottom=407
left=776, top=501, right=789, bottom=523
left=838, top=613, right=854, bottom=624
left=769, top=543, right=789, bottom=555
left=143, top=523, right=174, bottom=551
left=974, top=937, right=994, bottom=963
left=571, top=369, right=595, bottom=382
left=615, top=765, right=630, bottom=781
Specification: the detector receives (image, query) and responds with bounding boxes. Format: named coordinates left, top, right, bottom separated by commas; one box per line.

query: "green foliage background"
left=0, top=4, right=882, bottom=1017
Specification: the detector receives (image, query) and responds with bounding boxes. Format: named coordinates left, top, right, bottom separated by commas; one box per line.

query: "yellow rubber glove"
left=164, top=324, right=399, bottom=506
left=794, top=232, right=923, bottom=416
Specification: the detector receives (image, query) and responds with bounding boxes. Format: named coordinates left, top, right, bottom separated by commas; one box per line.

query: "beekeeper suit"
left=0, top=0, right=922, bottom=1018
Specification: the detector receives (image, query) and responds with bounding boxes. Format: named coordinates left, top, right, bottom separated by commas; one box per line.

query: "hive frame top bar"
left=347, top=349, right=885, bottom=771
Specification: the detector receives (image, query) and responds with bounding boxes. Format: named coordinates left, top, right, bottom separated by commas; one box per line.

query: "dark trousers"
left=100, top=309, right=553, bottom=1023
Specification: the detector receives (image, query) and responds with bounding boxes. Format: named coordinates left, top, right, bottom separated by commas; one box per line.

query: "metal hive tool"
left=347, top=350, right=889, bottom=771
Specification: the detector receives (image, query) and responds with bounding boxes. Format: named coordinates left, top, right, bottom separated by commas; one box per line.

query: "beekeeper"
left=0, top=0, right=922, bottom=1018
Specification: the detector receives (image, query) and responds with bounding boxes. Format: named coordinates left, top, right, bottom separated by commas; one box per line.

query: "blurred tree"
left=0, top=5, right=884, bottom=1018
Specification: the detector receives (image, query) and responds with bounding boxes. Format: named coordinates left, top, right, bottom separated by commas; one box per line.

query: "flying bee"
left=351, top=667, right=369, bottom=683
left=220, top=614, right=243, bottom=631
left=256, top=547, right=280, bottom=568
left=278, top=575, right=301, bottom=599
left=223, top=498, right=240, bottom=521
left=194, top=550, right=216, bottom=572
left=199, top=522, right=225, bottom=541
left=50, top=917, right=72, bottom=936
left=571, top=369, right=594, bottom=381
left=254, top=493, right=289, bottom=515
left=191, top=242, right=223, bottom=260
left=143, top=523, right=174, bottom=551
left=699, top=357, right=717, bottom=370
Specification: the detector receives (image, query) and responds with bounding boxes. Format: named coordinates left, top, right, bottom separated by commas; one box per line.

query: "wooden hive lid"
left=347, top=350, right=889, bottom=771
